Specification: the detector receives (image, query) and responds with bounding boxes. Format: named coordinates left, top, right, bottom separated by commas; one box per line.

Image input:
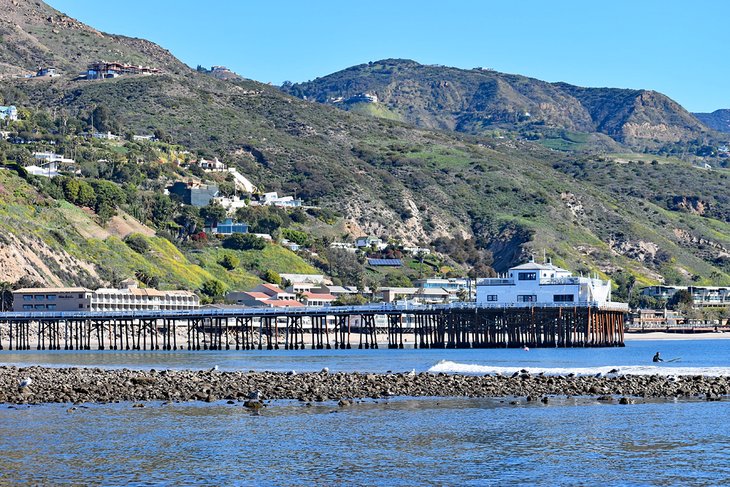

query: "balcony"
left=476, top=278, right=514, bottom=286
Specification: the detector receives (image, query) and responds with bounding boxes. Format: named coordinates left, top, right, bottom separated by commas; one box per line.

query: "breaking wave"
left=427, top=360, right=730, bottom=377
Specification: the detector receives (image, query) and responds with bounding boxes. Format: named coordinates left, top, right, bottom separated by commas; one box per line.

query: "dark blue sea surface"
left=1, top=339, right=730, bottom=485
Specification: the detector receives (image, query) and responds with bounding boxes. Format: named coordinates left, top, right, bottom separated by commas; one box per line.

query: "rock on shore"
left=1, top=366, right=728, bottom=405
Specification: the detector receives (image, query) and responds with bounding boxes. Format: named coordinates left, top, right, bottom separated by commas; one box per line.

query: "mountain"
left=0, top=0, right=729, bottom=294
left=694, top=109, right=730, bottom=133
left=282, top=59, right=713, bottom=149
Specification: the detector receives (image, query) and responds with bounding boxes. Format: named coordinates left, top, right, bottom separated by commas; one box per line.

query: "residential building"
left=414, top=278, right=472, bottom=301
left=198, top=157, right=227, bottom=172
left=206, top=218, right=248, bottom=236
left=93, top=131, right=120, bottom=140
left=402, top=246, right=431, bottom=255
left=12, top=287, right=93, bottom=312
left=213, top=195, right=248, bottom=212
left=628, top=309, right=684, bottom=328
left=378, top=287, right=450, bottom=304
left=249, top=283, right=296, bottom=300
left=329, top=242, right=356, bottom=252
left=281, top=239, right=300, bottom=252
left=355, top=236, right=386, bottom=250
left=260, top=192, right=302, bottom=208
left=33, top=152, right=75, bottom=164
left=25, top=163, right=61, bottom=178
left=286, top=282, right=319, bottom=294
left=476, top=260, right=626, bottom=309
left=35, top=67, right=59, bottom=78
left=133, top=134, right=157, bottom=142
left=640, top=285, right=730, bottom=307
left=300, top=291, right=336, bottom=307
left=86, top=61, right=160, bottom=80
left=225, top=291, right=303, bottom=308
left=168, top=181, right=219, bottom=207
left=0, top=106, right=18, bottom=121
left=279, top=274, right=326, bottom=285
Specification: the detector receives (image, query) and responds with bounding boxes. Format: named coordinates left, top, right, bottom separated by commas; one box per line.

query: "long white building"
left=476, top=261, right=626, bottom=309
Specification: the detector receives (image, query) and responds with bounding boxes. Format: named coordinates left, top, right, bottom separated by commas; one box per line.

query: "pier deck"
left=0, top=303, right=625, bottom=351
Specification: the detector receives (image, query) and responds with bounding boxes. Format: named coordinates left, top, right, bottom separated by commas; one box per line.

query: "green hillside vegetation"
left=0, top=1, right=729, bottom=293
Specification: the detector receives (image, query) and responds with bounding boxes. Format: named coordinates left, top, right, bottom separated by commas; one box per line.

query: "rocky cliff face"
left=284, top=59, right=711, bottom=148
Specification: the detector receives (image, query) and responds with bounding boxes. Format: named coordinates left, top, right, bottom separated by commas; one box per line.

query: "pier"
left=0, top=303, right=625, bottom=351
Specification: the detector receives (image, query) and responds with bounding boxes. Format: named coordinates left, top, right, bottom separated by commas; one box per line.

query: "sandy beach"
left=625, top=331, right=730, bottom=341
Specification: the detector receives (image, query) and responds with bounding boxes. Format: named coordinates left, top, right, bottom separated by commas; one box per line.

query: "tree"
left=223, top=233, right=266, bottom=251
left=200, top=279, right=225, bottom=300
left=219, top=254, right=239, bottom=271
left=668, top=289, right=694, bottom=310
left=149, top=193, right=175, bottom=226
left=200, top=201, right=227, bottom=226
left=333, top=294, right=367, bottom=306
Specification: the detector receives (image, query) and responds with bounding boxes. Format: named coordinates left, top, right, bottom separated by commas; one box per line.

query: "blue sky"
left=48, top=0, right=728, bottom=112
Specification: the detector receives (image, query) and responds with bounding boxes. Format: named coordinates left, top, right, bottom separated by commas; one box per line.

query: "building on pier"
left=12, top=287, right=93, bottom=312
left=12, top=280, right=199, bottom=312
left=476, top=261, right=626, bottom=309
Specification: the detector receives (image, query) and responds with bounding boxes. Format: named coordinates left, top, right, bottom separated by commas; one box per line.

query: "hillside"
left=694, top=109, right=730, bottom=133
left=0, top=0, right=729, bottom=293
left=283, top=59, right=715, bottom=149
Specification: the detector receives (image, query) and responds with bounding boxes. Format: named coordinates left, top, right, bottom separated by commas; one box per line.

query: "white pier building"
left=476, top=261, right=626, bottom=309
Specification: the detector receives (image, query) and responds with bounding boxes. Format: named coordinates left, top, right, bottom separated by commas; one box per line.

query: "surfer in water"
left=653, top=352, right=663, bottom=363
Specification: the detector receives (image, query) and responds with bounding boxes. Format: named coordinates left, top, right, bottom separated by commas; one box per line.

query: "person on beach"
left=653, top=352, right=663, bottom=363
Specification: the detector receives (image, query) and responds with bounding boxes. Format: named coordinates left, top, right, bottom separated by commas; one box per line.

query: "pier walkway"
left=0, top=303, right=625, bottom=351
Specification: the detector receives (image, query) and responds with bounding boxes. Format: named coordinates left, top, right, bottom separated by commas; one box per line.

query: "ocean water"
left=1, top=340, right=730, bottom=485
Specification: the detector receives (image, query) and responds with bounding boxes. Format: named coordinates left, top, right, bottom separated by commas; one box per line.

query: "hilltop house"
left=0, top=106, right=18, bottom=121
left=260, top=192, right=302, bottom=208
left=85, top=61, right=160, bottom=80
left=34, top=67, right=59, bottom=78
left=93, top=131, right=120, bottom=140
left=198, top=157, right=227, bottom=172
left=355, top=236, right=387, bottom=250
left=33, top=152, right=74, bottom=164
left=476, top=260, right=625, bottom=309
left=206, top=218, right=248, bottom=236
left=168, top=181, right=219, bottom=207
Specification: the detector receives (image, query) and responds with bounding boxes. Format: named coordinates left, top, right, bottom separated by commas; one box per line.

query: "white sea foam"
left=427, top=360, right=730, bottom=377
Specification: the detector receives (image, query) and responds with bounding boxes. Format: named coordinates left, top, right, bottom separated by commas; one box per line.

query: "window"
left=47, top=304, right=56, bottom=310
left=554, top=294, right=574, bottom=303
left=23, top=295, right=33, bottom=301
left=518, top=272, right=537, bottom=281
left=517, top=295, right=537, bottom=302
left=79, top=303, right=84, bottom=309
left=46, top=295, right=57, bottom=300
left=34, top=304, right=45, bottom=310
left=35, top=295, right=45, bottom=300
left=78, top=294, right=84, bottom=299
left=486, top=295, right=498, bottom=302
left=23, top=304, right=32, bottom=310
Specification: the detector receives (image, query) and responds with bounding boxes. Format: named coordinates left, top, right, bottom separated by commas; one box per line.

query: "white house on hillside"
left=476, top=261, right=627, bottom=309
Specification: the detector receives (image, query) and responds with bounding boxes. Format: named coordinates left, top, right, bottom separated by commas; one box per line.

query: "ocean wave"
left=427, top=360, right=730, bottom=377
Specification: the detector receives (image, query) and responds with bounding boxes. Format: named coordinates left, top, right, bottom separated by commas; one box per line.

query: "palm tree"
left=0, top=281, right=13, bottom=312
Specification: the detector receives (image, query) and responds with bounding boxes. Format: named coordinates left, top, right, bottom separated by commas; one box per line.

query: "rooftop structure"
left=198, top=157, right=227, bottom=172
left=260, top=192, right=302, bottom=208
left=476, top=260, right=627, bottom=309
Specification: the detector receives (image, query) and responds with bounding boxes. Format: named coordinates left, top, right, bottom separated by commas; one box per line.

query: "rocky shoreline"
left=1, top=366, right=728, bottom=405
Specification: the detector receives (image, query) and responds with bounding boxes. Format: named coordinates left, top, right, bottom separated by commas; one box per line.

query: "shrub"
left=219, top=253, right=239, bottom=270
left=223, top=233, right=266, bottom=251
left=200, top=279, right=225, bottom=299
left=262, top=269, right=281, bottom=285
left=124, top=233, right=150, bottom=254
